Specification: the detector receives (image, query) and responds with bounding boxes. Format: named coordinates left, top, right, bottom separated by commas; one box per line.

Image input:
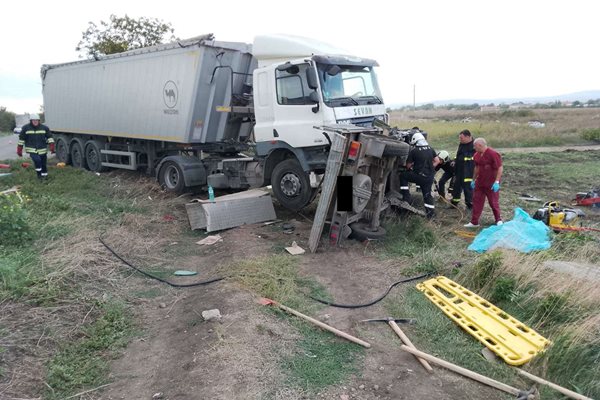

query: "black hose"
left=308, top=272, right=433, bottom=309
left=99, top=236, right=226, bottom=288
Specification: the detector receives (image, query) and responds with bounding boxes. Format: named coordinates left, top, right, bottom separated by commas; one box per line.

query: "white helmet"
left=409, top=132, right=425, bottom=145
left=29, top=113, right=40, bottom=120
left=437, top=150, right=450, bottom=163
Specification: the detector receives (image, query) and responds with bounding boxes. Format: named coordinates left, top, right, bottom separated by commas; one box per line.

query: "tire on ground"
left=349, top=221, right=386, bottom=241
left=85, top=140, right=107, bottom=172
left=70, top=140, right=87, bottom=169
left=271, top=158, right=313, bottom=211
left=158, top=160, right=186, bottom=193
left=55, top=136, right=71, bottom=164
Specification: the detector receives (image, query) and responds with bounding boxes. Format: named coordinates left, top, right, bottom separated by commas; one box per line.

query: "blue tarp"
left=468, top=208, right=551, bottom=253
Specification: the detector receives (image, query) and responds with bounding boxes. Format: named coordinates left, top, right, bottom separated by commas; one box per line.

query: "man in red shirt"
left=464, top=138, right=503, bottom=227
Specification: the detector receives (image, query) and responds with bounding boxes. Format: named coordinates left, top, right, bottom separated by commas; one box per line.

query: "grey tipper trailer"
left=42, top=35, right=259, bottom=192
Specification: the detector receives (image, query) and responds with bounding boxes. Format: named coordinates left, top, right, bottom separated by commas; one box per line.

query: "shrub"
left=581, top=128, right=600, bottom=141
left=0, top=193, right=32, bottom=246
left=491, top=275, right=516, bottom=303
left=470, top=251, right=503, bottom=289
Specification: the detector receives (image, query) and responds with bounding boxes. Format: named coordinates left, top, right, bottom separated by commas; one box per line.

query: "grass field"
left=389, top=107, right=600, bottom=150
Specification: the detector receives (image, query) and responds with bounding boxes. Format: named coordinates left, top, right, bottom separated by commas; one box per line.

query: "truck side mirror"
left=306, top=67, right=319, bottom=89
left=309, top=91, right=320, bottom=113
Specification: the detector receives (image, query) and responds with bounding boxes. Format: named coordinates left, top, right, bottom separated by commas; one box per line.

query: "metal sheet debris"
left=186, top=189, right=276, bottom=232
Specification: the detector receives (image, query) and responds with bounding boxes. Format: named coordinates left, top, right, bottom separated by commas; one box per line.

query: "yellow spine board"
left=417, top=276, right=550, bottom=366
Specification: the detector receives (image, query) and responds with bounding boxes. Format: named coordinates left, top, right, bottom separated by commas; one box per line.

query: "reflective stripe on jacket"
left=18, top=123, right=54, bottom=154
left=454, top=141, right=475, bottom=182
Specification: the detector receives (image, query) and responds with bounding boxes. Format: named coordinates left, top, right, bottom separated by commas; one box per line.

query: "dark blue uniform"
left=18, top=122, right=54, bottom=179
left=399, top=145, right=437, bottom=218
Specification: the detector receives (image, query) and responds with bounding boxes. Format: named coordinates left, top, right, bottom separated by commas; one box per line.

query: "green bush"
left=470, top=250, right=503, bottom=289
left=0, top=193, right=32, bottom=246
left=491, top=275, right=516, bottom=303
left=581, top=128, right=600, bottom=141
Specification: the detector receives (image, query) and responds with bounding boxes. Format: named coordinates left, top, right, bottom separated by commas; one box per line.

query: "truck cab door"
left=254, top=62, right=326, bottom=149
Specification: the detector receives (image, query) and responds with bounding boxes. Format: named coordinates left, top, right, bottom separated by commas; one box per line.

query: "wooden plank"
left=308, top=132, right=347, bottom=253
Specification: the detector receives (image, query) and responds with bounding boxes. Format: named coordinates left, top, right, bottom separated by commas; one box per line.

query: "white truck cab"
left=250, top=35, right=388, bottom=210
left=253, top=35, right=387, bottom=148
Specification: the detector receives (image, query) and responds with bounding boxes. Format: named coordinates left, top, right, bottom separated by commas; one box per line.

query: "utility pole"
left=413, top=84, right=416, bottom=110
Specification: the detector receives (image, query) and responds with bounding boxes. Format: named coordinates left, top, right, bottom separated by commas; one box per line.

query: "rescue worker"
left=450, top=129, right=474, bottom=209
left=17, top=114, right=54, bottom=180
left=435, top=150, right=454, bottom=200
left=399, top=132, right=439, bottom=219
left=464, top=138, right=503, bottom=227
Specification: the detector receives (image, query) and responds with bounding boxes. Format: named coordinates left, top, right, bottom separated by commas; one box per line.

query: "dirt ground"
left=98, top=201, right=505, bottom=400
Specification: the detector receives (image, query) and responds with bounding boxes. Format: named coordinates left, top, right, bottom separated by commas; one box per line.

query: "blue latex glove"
left=470, top=181, right=475, bottom=190
left=492, top=181, right=500, bottom=192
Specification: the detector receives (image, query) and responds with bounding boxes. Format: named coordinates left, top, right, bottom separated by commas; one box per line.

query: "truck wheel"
left=350, top=221, right=386, bottom=241
left=85, top=140, right=107, bottom=172
left=381, top=140, right=409, bottom=158
left=159, top=161, right=185, bottom=193
left=70, top=141, right=87, bottom=169
left=271, top=159, right=313, bottom=211
left=55, top=136, right=71, bottom=164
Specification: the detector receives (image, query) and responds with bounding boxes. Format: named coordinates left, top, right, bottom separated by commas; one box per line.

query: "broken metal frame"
left=309, top=124, right=414, bottom=252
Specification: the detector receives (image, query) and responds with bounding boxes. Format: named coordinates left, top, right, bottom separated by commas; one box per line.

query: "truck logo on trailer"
left=163, top=81, right=179, bottom=110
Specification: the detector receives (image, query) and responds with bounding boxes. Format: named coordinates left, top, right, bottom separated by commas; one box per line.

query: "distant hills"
left=390, top=90, right=600, bottom=108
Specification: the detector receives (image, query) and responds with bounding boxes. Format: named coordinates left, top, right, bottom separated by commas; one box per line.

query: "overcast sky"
left=1, top=0, right=598, bottom=113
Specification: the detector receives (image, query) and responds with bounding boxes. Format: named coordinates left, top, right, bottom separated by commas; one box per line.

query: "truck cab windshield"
left=317, top=64, right=383, bottom=106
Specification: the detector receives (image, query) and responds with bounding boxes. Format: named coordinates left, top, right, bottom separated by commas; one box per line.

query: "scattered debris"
left=263, top=219, right=282, bottom=226
left=201, top=309, right=222, bottom=321
left=173, top=270, right=198, bottom=276
left=481, top=347, right=500, bottom=363
left=0, top=163, right=10, bottom=169
left=152, top=392, right=164, bottom=399
left=518, top=193, right=542, bottom=202
left=56, top=162, right=66, bottom=168
left=196, top=235, right=223, bottom=246
left=285, top=241, right=305, bottom=255
left=158, top=302, right=167, bottom=309
left=186, top=189, right=276, bottom=232
left=163, top=214, right=176, bottom=222
left=281, top=222, right=295, bottom=232
left=0, top=173, right=13, bottom=179
left=21, top=162, right=30, bottom=168
left=528, top=120, right=545, bottom=128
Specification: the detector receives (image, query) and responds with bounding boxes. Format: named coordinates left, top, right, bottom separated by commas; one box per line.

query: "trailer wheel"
left=70, top=141, right=87, bottom=169
left=349, top=221, right=386, bottom=241
left=85, top=140, right=107, bottom=172
left=159, top=161, right=185, bottom=193
left=271, top=159, right=313, bottom=211
left=55, top=136, right=71, bottom=164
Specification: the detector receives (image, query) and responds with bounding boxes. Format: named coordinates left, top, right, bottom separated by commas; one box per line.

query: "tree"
left=0, top=106, right=16, bottom=132
left=76, top=14, right=176, bottom=59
